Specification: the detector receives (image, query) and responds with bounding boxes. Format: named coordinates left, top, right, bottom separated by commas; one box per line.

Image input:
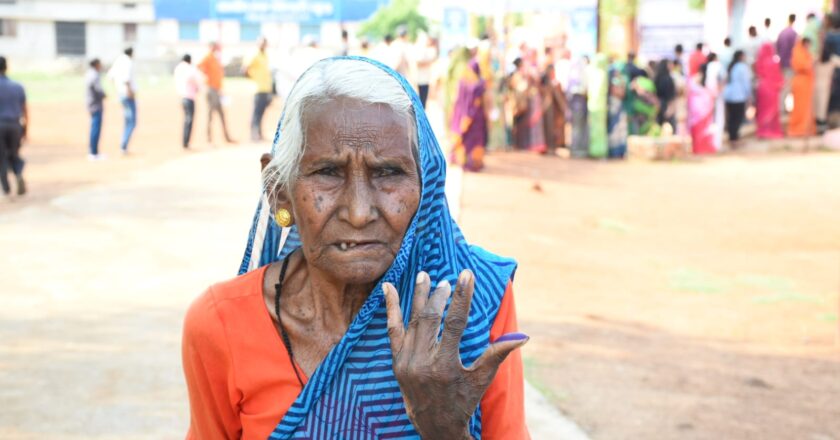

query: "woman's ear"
left=260, top=153, right=293, bottom=215
left=260, top=153, right=272, bottom=171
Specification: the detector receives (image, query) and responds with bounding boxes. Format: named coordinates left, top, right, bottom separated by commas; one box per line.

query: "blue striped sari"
left=238, top=57, right=517, bottom=440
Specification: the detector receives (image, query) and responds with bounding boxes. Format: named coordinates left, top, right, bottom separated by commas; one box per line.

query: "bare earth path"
left=460, top=152, right=840, bottom=439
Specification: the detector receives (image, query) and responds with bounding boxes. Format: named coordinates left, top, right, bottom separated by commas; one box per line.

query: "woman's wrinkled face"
left=280, top=96, right=421, bottom=285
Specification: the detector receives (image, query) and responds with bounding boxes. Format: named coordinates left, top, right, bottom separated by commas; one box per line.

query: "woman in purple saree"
left=451, top=59, right=488, bottom=171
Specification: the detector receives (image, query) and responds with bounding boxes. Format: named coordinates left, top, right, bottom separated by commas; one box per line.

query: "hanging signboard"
left=153, top=0, right=385, bottom=23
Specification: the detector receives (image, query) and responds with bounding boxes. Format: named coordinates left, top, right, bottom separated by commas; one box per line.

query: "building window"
left=240, top=22, right=261, bottom=42
left=55, top=21, right=86, bottom=56
left=0, top=19, right=17, bottom=37
left=179, top=21, right=199, bottom=41
left=123, top=23, right=137, bottom=43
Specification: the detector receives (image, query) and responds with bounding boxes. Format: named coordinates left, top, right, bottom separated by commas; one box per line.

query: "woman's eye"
left=374, top=167, right=404, bottom=177
left=315, top=167, right=340, bottom=177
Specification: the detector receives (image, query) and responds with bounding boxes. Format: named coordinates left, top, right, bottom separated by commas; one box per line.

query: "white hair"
left=262, top=58, right=417, bottom=200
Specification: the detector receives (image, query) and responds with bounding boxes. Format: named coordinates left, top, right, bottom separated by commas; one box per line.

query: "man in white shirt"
left=744, top=26, right=761, bottom=68
left=174, top=54, right=201, bottom=149
left=107, top=47, right=137, bottom=154
left=415, top=34, right=438, bottom=108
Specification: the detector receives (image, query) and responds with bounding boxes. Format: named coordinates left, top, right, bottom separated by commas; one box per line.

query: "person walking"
left=107, top=47, right=137, bottom=155
left=85, top=58, right=106, bottom=160
left=198, top=42, right=235, bottom=145
left=0, top=56, right=27, bottom=197
left=243, top=37, right=273, bottom=141
left=777, top=14, right=798, bottom=114
left=174, top=54, right=201, bottom=149
left=723, top=50, right=751, bottom=147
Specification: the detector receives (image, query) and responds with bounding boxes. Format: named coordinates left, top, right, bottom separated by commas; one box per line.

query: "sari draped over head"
left=755, top=43, right=785, bottom=139
left=788, top=39, right=816, bottom=137
left=238, top=57, right=517, bottom=439
left=451, top=59, right=488, bottom=171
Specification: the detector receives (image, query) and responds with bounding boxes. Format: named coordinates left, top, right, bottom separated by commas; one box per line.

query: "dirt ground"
left=3, top=79, right=840, bottom=439
left=460, top=152, right=840, bottom=439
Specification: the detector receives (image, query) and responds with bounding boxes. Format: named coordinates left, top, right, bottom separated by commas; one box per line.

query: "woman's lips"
left=335, top=241, right=382, bottom=252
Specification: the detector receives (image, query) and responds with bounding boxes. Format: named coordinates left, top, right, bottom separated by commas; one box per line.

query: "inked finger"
left=467, top=333, right=529, bottom=385
left=383, top=283, right=405, bottom=354
left=441, top=269, right=475, bottom=353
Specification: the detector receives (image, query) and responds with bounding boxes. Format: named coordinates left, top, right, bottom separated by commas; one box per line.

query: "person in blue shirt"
left=0, top=56, right=27, bottom=197
left=722, top=50, right=751, bottom=147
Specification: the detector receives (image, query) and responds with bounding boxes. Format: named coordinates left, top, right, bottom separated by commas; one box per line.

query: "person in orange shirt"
left=182, top=58, right=530, bottom=439
left=197, top=42, right=235, bottom=145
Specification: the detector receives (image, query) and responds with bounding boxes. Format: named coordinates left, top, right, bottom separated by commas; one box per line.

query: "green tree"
left=357, top=0, right=429, bottom=42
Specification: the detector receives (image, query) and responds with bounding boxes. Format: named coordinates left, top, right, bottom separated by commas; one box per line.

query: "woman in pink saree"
left=688, top=58, right=717, bottom=154
left=754, top=43, right=785, bottom=139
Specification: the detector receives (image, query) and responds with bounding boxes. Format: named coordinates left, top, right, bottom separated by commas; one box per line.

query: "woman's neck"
left=284, top=252, right=375, bottom=332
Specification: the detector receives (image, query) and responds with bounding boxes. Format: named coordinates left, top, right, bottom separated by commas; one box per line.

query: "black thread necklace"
left=274, top=256, right=305, bottom=388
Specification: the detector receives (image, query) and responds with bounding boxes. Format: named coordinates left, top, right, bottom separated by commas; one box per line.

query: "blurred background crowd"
left=2, top=0, right=839, bottom=196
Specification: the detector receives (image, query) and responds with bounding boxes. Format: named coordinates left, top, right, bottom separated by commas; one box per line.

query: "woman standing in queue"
left=723, top=50, right=752, bottom=147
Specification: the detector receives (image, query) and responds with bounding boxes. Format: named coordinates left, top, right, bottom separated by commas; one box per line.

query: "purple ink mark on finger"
left=494, top=332, right=529, bottom=343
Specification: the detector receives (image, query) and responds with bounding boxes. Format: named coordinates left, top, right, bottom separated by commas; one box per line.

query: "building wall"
left=0, top=0, right=156, bottom=71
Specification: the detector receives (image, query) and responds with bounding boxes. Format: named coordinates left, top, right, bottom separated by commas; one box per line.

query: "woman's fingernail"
left=495, top=332, right=529, bottom=343
left=437, top=279, right=450, bottom=290
left=416, top=272, right=426, bottom=284
left=459, top=270, right=471, bottom=285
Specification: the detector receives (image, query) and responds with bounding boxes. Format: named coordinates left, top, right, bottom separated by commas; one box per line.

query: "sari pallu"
left=755, top=43, right=785, bottom=139
left=239, top=57, right=517, bottom=439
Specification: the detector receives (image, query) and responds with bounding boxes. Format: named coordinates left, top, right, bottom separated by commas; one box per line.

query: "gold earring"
left=275, top=208, right=293, bottom=227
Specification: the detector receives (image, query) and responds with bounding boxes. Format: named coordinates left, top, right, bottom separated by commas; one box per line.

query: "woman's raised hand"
left=383, top=270, right=529, bottom=439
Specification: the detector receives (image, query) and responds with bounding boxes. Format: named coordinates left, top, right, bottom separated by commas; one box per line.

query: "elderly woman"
left=182, top=57, right=529, bottom=439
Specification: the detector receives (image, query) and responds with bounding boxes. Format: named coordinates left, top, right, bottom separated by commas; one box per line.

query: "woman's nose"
left=338, top=173, right=378, bottom=228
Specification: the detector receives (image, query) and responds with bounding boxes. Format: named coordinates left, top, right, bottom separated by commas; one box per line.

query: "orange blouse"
left=182, top=266, right=529, bottom=439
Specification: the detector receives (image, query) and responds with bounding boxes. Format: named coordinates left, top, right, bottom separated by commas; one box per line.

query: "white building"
left=0, top=0, right=385, bottom=73
left=0, top=0, right=157, bottom=72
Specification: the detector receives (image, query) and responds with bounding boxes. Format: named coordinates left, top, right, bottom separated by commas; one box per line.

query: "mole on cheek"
left=314, top=195, right=324, bottom=213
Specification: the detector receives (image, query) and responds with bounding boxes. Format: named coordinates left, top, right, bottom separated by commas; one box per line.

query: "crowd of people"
left=85, top=38, right=277, bottom=161
left=442, top=11, right=839, bottom=172
left=2, top=12, right=839, bottom=196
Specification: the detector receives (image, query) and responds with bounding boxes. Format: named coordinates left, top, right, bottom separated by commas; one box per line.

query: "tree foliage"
left=357, top=0, right=429, bottom=42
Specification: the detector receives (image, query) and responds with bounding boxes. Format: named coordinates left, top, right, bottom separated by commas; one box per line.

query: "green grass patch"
left=750, top=292, right=824, bottom=305
left=669, top=268, right=729, bottom=294
left=523, top=355, right=566, bottom=403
